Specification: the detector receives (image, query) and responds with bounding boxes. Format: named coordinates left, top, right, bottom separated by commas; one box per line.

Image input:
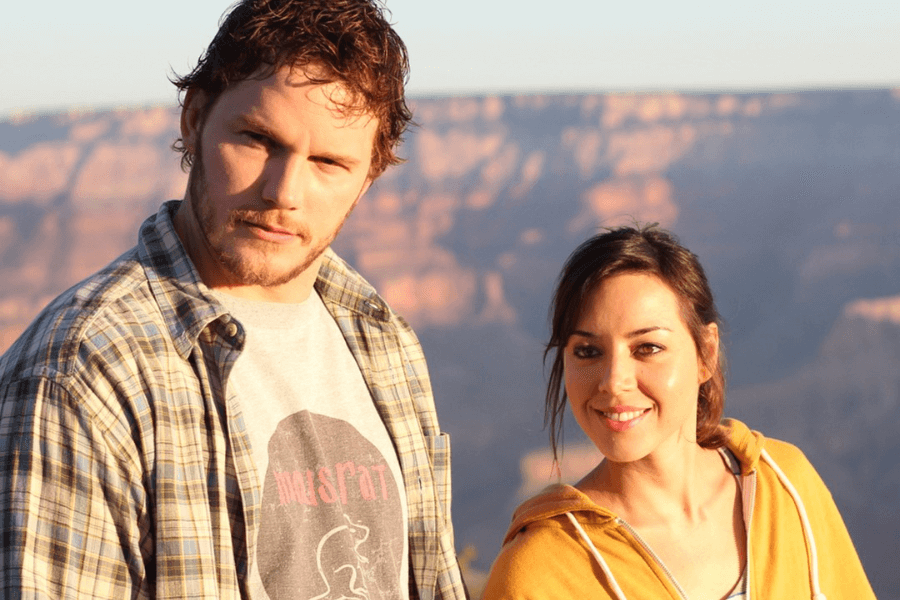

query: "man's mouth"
left=246, top=220, right=295, bottom=236
left=233, top=211, right=303, bottom=239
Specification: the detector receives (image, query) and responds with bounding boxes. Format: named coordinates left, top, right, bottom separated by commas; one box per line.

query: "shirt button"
left=225, top=322, right=239, bottom=338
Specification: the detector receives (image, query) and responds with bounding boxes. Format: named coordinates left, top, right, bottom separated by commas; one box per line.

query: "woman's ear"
left=698, top=322, right=719, bottom=384
left=180, top=89, right=208, bottom=155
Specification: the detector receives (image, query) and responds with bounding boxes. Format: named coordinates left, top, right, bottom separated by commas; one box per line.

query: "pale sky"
left=3, top=0, right=899, bottom=118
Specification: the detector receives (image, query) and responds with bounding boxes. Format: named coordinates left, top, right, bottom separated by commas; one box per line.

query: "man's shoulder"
left=316, top=249, right=426, bottom=363
left=0, top=201, right=213, bottom=386
left=0, top=245, right=161, bottom=384
left=317, top=250, right=377, bottom=301
left=316, top=249, right=404, bottom=325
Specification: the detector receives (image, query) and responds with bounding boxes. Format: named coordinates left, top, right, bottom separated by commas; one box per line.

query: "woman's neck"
left=577, top=444, right=732, bottom=528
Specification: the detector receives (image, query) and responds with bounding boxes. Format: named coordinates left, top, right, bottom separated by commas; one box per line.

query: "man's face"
left=176, top=64, right=378, bottom=301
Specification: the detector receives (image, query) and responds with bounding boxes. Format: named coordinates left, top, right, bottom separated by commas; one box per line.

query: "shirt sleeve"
left=0, top=374, right=149, bottom=599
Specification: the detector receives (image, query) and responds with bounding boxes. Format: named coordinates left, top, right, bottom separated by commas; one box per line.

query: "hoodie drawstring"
left=760, top=448, right=827, bottom=600
left=565, top=512, right=629, bottom=600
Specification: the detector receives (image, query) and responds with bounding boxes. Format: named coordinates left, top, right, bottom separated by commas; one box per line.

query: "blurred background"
left=2, top=1, right=899, bottom=597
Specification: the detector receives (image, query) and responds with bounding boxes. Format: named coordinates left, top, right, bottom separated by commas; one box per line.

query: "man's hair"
left=171, top=0, right=412, bottom=178
left=543, top=225, right=728, bottom=462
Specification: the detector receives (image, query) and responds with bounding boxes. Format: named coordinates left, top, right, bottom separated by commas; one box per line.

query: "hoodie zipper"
left=614, top=518, right=690, bottom=600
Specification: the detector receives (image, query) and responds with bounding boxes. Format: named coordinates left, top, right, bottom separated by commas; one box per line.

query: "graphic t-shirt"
left=214, top=291, right=409, bottom=600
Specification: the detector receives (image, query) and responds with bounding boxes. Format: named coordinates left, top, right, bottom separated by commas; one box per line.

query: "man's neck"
left=209, top=266, right=321, bottom=303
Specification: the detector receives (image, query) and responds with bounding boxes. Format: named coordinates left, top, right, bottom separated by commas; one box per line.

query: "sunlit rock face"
left=2, top=89, right=900, bottom=597
left=0, top=107, right=186, bottom=350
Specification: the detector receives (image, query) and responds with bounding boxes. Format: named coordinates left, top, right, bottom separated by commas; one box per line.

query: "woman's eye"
left=572, top=345, right=600, bottom=359
left=635, top=343, right=663, bottom=357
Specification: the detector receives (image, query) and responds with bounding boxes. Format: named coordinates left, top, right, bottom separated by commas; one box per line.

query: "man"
left=0, top=1, right=467, bottom=598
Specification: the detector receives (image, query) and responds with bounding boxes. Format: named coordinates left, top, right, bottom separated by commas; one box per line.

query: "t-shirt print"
left=257, top=411, right=404, bottom=600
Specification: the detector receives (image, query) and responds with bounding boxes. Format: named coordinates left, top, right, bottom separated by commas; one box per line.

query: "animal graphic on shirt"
left=309, top=514, right=372, bottom=600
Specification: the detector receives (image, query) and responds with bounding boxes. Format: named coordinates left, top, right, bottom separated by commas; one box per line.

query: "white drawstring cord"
left=563, top=448, right=825, bottom=600
left=565, top=512, right=629, bottom=600
left=760, top=448, right=827, bottom=600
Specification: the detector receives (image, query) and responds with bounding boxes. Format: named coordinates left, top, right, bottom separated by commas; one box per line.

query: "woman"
left=482, top=226, right=874, bottom=600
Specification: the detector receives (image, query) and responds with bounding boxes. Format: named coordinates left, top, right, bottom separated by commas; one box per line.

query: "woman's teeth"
left=603, top=410, right=646, bottom=422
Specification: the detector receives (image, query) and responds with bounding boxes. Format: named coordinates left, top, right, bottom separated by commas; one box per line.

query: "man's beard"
left=186, top=144, right=356, bottom=289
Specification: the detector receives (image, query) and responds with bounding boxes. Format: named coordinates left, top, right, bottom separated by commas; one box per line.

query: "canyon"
left=2, top=88, right=899, bottom=596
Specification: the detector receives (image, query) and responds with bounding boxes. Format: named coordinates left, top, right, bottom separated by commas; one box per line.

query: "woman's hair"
left=544, top=225, right=728, bottom=461
left=171, top=0, right=412, bottom=178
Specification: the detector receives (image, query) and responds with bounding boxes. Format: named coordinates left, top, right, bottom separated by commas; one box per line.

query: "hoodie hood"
left=722, top=417, right=766, bottom=476
left=502, top=484, right=617, bottom=545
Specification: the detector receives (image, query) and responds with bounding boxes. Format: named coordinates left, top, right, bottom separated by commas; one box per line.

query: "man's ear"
left=698, top=322, right=719, bottom=384
left=180, top=89, right=208, bottom=155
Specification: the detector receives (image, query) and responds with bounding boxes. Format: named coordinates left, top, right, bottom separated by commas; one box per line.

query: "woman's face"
left=564, top=272, right=717, bottom=464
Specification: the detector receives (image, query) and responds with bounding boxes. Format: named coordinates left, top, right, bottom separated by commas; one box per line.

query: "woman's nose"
left=601, top=351, right=636, bottom=395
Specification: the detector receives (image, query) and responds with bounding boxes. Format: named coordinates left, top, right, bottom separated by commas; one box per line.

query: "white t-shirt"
left=214, top=290, right=410, bottom=600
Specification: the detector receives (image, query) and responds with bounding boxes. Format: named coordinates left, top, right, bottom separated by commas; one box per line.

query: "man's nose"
left=262, top=155, right=306, bottom=209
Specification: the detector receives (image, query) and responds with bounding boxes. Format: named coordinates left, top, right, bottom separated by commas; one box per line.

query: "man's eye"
left=242, top=131, right=271, bottom=146
left=312, top=156, right=346, bottom=171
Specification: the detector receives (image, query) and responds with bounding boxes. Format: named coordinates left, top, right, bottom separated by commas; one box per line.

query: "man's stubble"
left=186, top=138, right=360, bottom=289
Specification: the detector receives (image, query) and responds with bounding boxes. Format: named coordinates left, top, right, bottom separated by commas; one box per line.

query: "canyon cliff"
left=2, top=89, right=899, bottom=596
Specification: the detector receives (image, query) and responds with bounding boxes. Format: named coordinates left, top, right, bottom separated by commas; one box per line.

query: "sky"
left=3, top=0, right=900, bottom=118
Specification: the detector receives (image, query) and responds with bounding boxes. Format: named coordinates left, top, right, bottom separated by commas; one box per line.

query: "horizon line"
left=4, top=82, right=900, bottom=123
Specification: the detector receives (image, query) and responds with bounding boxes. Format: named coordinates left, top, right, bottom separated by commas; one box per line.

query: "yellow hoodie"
left=482, top=419, right=875, bottom=599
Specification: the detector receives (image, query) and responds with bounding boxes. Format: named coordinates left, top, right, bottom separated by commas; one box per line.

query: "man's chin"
left=216, top=249, right=321, bottom=289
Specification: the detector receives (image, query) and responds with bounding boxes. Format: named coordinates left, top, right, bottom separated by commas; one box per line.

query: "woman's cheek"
left=566, top=362, right=599, bottom=399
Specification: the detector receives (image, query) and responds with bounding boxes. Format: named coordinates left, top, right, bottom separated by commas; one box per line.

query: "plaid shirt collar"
left=140, top=200, right=391, bottom=353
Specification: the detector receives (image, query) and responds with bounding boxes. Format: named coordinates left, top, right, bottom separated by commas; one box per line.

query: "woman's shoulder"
left=484, top=485, right=621, bottom=598
left=493, top=484, right=616, bottom=565
left=723, top=419, right=834, bottom=507
left=504, top=484, right=616, bottom=538
left=761, top=436, right=813, bottom=470
left=723, top=418, right=815, bottom=476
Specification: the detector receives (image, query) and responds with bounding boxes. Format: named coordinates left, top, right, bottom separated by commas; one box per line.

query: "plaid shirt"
left=0, top=201, right=467, bottom=600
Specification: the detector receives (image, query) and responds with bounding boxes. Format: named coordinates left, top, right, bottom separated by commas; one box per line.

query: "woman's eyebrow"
left=570, top=326, right=671, bottom=339
left=571, top=329, right=597, bottom=339
left=627, top=326, right=671, bottom=337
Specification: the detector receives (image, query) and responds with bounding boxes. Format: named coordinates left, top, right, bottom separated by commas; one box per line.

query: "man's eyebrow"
left=234, top=115, right=281, bottom=141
